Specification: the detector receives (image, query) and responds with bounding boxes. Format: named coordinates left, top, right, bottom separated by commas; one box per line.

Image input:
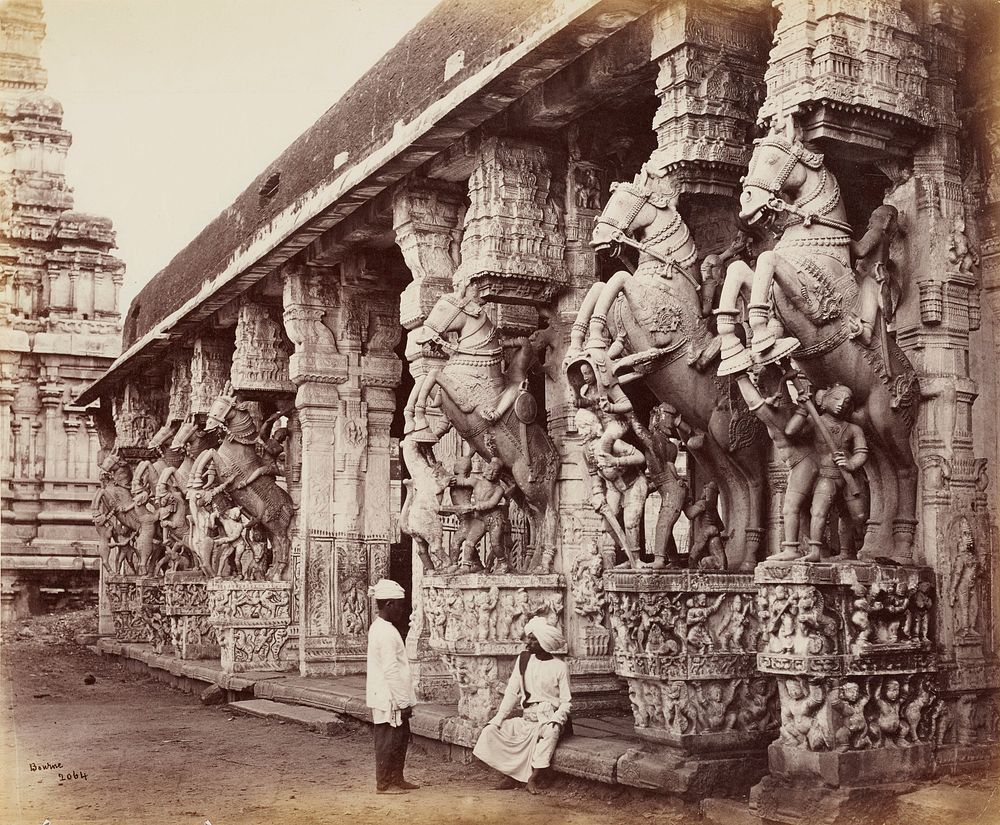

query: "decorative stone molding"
left=163, top=571, right=218, bottom=660
left=207, top=579, right=292, bottom=673
left=605, top=570, right=775, bottom=750
left=755, top=561, right=939, bottom=788
left=423, top=573, right=565, bottom=655
left=454, top=136, right=567, bottom=309
left=424, top=572, right=565, bottom=743
left=760, top=0, right=933, bottom=154
left=106, top=574, right=168, bottom=652
left=231, top=297, right=295, bottom=393
left=112, top=378, right=164, bottom=454
left=189, top=337, right=232, bottom=415
left=648, top=1, right=770, bottom=195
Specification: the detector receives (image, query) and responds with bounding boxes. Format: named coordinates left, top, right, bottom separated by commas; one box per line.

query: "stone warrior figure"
left=849, top=205, right=899, bottom=353
left=628, top=403, right=690, bottom=569
left=685, top=481, right=728, bottom=571
left=575, top=408, right=648, bottom=567
left=452, top=457, right=513, bottom=573
left=784, top=382, right=869, bottom=562
left=951, top=518, right=981, bottom=638
left=736, top=368, right=818, bottom=561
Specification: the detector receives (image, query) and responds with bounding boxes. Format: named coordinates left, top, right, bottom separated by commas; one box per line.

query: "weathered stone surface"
left=229, top=698, right=350, bottom=735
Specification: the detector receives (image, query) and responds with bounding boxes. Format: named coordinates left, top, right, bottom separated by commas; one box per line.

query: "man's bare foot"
left=495, top=775, right=520, bottom=791
left=526, top=778, right=540, bottom=795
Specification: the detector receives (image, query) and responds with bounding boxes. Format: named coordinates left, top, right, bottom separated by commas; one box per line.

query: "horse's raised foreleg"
left=746, top=252, right=800, bottom=363
left=587, top=272, right=632, bottom=351
left=716, top=260, right=755, bottom=376
left=568, top=282, right=607, bottom=355
left=410, top=368, right=441, bottom=431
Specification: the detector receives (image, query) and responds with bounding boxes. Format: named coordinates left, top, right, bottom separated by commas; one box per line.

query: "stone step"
left=229, top=698, right=351, bottom=735
left=897, top=785, right=999, bottom=825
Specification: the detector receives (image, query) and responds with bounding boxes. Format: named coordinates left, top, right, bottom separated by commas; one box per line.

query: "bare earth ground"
left=2, top=610, right=698, bottom=825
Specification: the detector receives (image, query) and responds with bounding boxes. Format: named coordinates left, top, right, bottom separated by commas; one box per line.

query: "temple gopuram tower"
left=0, top=0, right=124, bottom=621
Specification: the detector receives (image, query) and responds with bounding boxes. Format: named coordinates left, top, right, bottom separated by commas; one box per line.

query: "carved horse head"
left=738, top=130, right=827, bottom=225
left=590, top=163, right=683, bottom=253
left=418, top=283, right=499, bottom=357
left=204, top=382, right=257, bottom=443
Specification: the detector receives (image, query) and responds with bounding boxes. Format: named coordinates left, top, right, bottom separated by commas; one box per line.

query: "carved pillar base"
left=423, top=573, right=565, bottom=746
left=1, top=572, right=26, bottom=625
left=107, top=574, right=167, bottom=649
left=97, top=565, right=113, bottom=636
left=208, top=580, right=292, bottom=673
left=605, top=570, right=778, bottom=756
left=752, top=560, right=939, bottom=822
left=164, top=571, right=219, bottom=660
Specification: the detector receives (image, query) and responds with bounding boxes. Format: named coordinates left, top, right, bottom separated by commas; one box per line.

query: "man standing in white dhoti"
left=473, top=615, right=572, bottom=793
left=366, top=578, right=419, bottom=794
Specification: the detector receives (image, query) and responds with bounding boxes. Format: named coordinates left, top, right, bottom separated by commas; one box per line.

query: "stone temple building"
left=78, top=0, right=999, bottom=818
left=0, top=0, right=124, bottom=621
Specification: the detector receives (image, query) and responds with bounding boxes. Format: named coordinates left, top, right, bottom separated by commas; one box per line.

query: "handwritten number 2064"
left=58, top=771, right=87, bottom=781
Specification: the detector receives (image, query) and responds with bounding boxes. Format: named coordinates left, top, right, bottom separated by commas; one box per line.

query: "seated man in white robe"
left=473, top=615, right=571, bottom=793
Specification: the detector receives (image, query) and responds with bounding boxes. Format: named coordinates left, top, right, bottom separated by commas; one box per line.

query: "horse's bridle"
left=423, top=294, right=501, bottom=358
left=742, top=135, right=852, bottom=234
left=595, top=181, right=700, bottom=289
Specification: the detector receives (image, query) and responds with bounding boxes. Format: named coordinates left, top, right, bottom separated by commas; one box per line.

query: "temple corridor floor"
left=2, top=611, right=696, bottom=825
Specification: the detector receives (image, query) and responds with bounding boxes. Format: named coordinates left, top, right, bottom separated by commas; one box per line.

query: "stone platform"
left=97, top=637, right=763, bottom=798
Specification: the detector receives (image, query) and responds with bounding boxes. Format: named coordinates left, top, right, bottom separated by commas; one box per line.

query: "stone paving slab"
left=552, top=735, right=631, bottom=783
left=229, top=698, right=350, bottom=735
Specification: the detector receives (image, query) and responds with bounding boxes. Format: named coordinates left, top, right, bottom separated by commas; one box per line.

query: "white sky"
left=41, top=0, right=441, bottom=311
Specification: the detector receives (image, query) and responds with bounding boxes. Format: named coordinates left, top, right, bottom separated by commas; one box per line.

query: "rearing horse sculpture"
left=714, top=128, right=919, bottom=558
left=193, top=384, right=294, bottom=581
left=567, top=164, right=768, bottom=570
left=407, top=282, right=560, bottom=573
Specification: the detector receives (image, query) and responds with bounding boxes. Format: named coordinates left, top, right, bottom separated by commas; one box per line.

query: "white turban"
left=368, top=579, right=405, bottom=600
left=524, top=616, right=565, bottom=653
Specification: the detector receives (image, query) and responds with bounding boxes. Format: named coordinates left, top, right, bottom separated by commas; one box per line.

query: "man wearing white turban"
left=473, top=615, right=571, bottom=793
left=366, top=578, right=419, bottom=794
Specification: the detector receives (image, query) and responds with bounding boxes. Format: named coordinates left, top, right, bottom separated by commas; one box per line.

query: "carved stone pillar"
left=166, top=351, right=192, bottom=424
left=393, top=177, right=465, bottom=700
left=231, top=297, right=295, bottom=394
left=283, top=262, right=401, bottom=675
left=39, top=384, right=62, bottom=478
left=887, top=9, right=1000, bottom=765
left=189, top=337, right=232, bottom=416
left=753, top=561, right=938, bottom=821
left=283, top=265, right=347, bottom=674
left=648, top=0, right=770, bottom=197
